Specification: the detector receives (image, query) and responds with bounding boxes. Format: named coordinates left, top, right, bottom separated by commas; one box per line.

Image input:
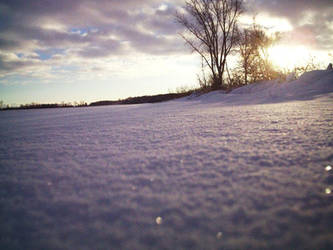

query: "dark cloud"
left=0, top=54, right=37, bottom=73
left=251, top=0, right=333, bottom=19
left=0, top=39, right=21, bottom=50
left=145, top=6, right=183, bottom=35
left=77, top=39, right=124, bottom=58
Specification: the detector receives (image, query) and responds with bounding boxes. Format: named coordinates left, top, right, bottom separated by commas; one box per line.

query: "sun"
left=267, top=45, right=311, bottom=70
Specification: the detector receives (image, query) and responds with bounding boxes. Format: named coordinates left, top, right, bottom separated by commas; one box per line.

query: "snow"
left=188, top=69, right=333, bottom=105
left=0, top=70, right=333, bottom=249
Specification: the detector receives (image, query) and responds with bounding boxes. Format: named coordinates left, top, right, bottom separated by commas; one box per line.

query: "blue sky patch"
left=35, top=48, right=66, bottom=60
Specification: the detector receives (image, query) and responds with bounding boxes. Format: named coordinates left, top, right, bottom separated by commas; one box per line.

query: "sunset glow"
left=267, top=45, right=332, bottom=70
left=268, top=45, right=311, bottom=69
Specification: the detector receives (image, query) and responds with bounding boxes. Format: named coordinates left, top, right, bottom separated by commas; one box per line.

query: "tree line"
left=0, top=101, right=88, bottom=110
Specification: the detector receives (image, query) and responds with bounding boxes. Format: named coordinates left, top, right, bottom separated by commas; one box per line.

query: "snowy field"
left=1, top=70, right=333, bottom=250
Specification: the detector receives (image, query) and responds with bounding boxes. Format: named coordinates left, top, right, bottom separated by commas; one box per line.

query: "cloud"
left=0, top=0, right=186, bottom=77
left=249, top=0, right=333, bottom=50
left=77, top=39, right=124, bottom=58
left=250, top=0, right=333, bottom=19
left=0, top=39, right=21, bottom=50
left=0, top=0, right=332, bottom=81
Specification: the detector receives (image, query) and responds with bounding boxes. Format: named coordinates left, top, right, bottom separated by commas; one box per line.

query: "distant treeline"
left=0, top=92, right=192, bottom=111
left=1, top=102, right=88, bottom=111
left=90, top=93, right=190, bottom=106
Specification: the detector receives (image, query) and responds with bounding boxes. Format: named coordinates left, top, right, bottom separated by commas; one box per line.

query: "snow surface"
left=1, top=70, right=333, bottom=250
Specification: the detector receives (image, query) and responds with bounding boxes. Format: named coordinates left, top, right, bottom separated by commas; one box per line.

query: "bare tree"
left=237, top=27, right=257, bottom=85
left=176, top=0, right=243, bottom=90
left=254, top=29, right=279, bottom=81
left=237, top=23, right=280, bottom=84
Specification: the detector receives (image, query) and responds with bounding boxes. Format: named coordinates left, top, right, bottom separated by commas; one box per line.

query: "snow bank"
left=185, top=69, right=333, bottom=105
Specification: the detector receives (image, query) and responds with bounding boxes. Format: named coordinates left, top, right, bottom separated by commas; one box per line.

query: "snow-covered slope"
left=185, top=69, right=333, bottom=105
left=0, top=70, right=332, bottom=250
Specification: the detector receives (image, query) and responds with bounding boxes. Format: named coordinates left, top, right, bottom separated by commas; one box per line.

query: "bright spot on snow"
left=325, top=188, right=331, bottom=194
left=155, top=216, right=163, bottom=225
left=326, top=165, right=332, bottom=171
left=216, top=232, right=223, bottom=239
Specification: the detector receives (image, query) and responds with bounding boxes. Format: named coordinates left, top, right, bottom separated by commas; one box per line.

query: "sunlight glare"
left=325, top=188, right=331, bottom=195
left=216, top=232, right=223, bottom=239
left=156, top=216, right=163, bottom=225
left=158, top=4, right=168, bottom=11
left=268, top=45, right=311, bottom=70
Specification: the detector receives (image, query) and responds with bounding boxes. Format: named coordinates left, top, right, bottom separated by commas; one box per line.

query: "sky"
left=0, top=0, right=332, bottom=106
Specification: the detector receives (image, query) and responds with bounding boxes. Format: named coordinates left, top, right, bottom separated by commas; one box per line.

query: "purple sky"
left=0, top=0, right=332, bottom=105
